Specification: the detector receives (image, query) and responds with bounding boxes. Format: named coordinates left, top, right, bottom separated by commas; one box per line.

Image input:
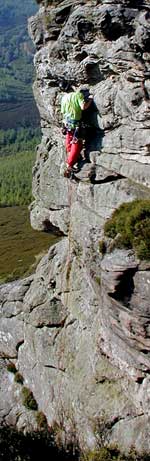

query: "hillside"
left=0, top=0, right=39, bottom=129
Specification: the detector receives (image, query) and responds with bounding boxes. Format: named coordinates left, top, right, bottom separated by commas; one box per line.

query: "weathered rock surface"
left=1, top=0, right=150, bottom=453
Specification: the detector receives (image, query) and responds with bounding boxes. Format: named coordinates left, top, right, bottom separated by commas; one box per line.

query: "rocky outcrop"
left=1, top=0, right=150, bottom=453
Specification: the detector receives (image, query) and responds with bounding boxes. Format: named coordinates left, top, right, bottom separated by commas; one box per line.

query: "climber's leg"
left=65, top=132, right=73, bottom=153
left=67, top=140, right=83, bottom=167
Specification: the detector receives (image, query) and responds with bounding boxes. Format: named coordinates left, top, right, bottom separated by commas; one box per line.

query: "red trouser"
left=65, top=131, right=83, bottom=167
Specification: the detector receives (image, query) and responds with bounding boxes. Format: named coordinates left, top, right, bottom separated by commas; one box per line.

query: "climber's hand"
left=62, top=125, right=67, bottom=135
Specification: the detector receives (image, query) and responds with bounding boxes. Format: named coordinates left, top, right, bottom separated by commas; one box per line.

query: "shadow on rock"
left=81, top=100, right=104, bottom=161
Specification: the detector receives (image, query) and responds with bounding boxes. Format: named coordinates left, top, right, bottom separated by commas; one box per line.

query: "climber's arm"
left=80, top=95, right=93, bottom=111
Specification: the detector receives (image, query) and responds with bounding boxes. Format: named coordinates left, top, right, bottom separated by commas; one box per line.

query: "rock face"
left=1, top=0, right=150, bottom=453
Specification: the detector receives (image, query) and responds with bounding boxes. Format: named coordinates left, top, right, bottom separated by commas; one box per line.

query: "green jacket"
left=61, top=91, right=84, bottom=125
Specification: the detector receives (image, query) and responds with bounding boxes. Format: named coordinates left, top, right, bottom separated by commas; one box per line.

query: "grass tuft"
left=22, top=387, right=38, bottom=411
left=104, top=200, right=150, bottom=260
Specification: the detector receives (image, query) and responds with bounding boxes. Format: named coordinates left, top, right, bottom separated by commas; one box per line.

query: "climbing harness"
left=61, top=116, right=92, bottom=180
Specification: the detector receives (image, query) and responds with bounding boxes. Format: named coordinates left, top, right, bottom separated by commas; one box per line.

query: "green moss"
left=83, top=448, right=112, bottom=461
left=7, top=362, right=17, bottom=374
left=98, top=240, right=106, bottom=255
left=36, top=411, right=48, bottom=430
left=14, top=372, right=24, bottom=384
left=22, top=387, right=38, bottom=411
left=104, top=200, right=150, bottom=260
left=82, top=447, right=150, bottom=461
left=95, top=276, right=101, bottom=286
left=44, top=13, right=53, bottom=29
left=7, top=364, right=24, bottom=384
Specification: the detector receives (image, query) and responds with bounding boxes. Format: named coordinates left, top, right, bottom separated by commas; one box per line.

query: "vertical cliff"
left=0, top=0, right=150, bottom=453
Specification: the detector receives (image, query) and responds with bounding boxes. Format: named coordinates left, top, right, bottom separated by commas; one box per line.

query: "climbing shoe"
left=72, top=164, right=80, bottom=173
left=64, top=166, right=74, bottom=179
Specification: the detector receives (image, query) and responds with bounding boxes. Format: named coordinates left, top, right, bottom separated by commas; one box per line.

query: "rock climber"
left=60, top=84, right=93, bottom=178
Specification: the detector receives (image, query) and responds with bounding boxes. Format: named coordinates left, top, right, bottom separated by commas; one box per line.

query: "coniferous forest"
left=0, top=0, right=37, bottom=106
left=0, top=127, right=41, bottom=206
left=0, top=0, right=40, bottom=206
left=0, top=150, right=36, bottom=206
left=0, top=0, right=40, bottom=130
